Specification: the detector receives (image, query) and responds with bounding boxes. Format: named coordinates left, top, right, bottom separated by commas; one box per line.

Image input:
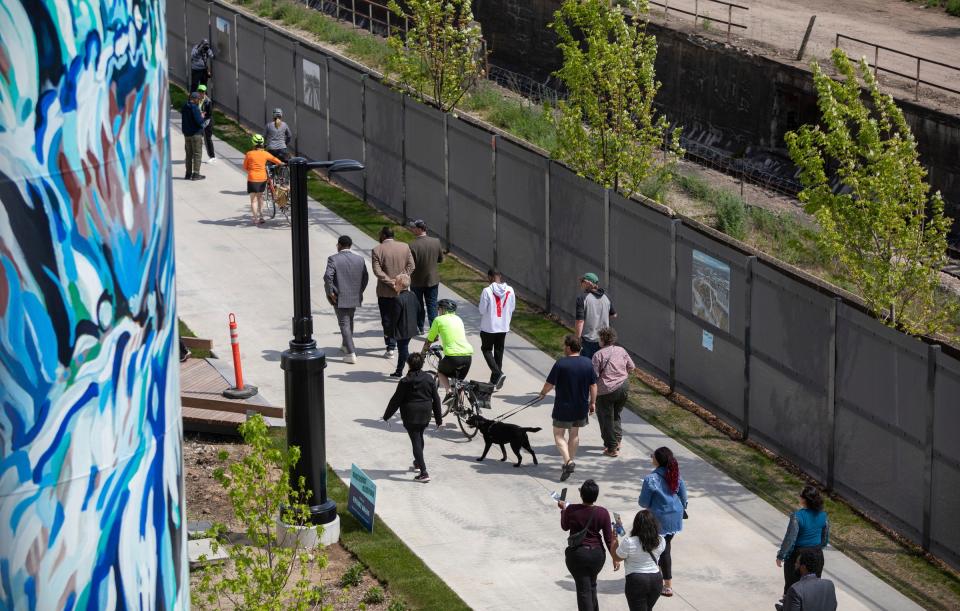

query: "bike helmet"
left=251, top=134, right=264, bottom=146
left=273, top=108, right=283, bottom=117
left=437, top=299, right=457, bottom=313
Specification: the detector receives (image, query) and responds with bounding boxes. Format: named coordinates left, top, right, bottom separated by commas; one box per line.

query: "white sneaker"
left=344, top=353, right=357, bottom=364
left=207, top=157, right=217, bottom=163
left=385, top=349, right=396, bottom=358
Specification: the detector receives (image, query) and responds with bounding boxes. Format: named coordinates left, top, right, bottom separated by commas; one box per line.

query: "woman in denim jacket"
left=639, top=446, right=687, bottom=597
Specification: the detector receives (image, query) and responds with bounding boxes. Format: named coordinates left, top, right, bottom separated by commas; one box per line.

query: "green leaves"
left=386, top=0, right=485, bottom=112
left=191, top=414, right=329, bottom=610
left=786, top=48, right=955, bottom=335
left=550, top=0, right=681, bottom=196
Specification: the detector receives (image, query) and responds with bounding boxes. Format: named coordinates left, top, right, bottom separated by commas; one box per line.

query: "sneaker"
left=559, top=462, right=573, bottom=482
left=774, top=604, right=783, bottom=611
left=184, top=174, right=193, bottom=180
left=385, top=349, right=396, bottom=359
left=191, top=174, right=206, bottom=180
left=207, top=157, right=217, bottom=163
left=603, top=448, right=619, bottom=458
left=409, top=463, right=421, bottom=472
left=442, top=392, right=455, bottom=406
left=414, top=473, right=430, bottom=483
left=344, top=353, right=357, bottom=364
left=389, top=371, right=402, bottom=377
left=494, top=374, right=507, bottom=391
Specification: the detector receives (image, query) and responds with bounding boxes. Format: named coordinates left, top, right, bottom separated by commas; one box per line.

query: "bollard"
left=223, top=313, right=258, bottom=399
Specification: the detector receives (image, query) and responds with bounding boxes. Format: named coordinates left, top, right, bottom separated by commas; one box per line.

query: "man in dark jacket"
left=196, top=84, right=215, bottom=163
left=407, top=219, right=443, bottom=333
left=390, top=274, right=422, bottom=378
left=383, top=353, right=443, bottom=483
left=779, top=551, right=837, bottom=611
left=181, top=92, right=205, bottom=180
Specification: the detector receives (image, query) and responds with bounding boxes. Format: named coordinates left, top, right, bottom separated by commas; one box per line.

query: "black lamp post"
left=281, top=156, right=364, bottom=525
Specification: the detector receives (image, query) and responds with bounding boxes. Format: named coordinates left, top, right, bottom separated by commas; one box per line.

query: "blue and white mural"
left=0, top=0, right=186, bottom=608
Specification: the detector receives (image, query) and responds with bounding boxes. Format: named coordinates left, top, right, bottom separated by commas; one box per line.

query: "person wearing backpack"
left=557, top=479, right=620, bottom=610
left=613, top=510, right=667, bottom=610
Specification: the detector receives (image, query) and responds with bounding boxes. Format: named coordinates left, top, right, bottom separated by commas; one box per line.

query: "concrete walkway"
left=172, top=121, right=921, bottom=611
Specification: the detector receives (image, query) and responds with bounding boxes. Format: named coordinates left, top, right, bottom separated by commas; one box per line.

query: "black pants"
left=565, top=546, right=605, bottom=611
left=190, top=68, right=208, bottom=92
left=625, top=572, right=663, bottom=611
left=438, top=355, right=472, bottom=381
left=480, top=331, right=506, bottom=383
left=405, top=424, right=428, bottom=474
left=395, top=338, right=411, bottom=375
left=783, top=547, right=823, bottom=596
left=203, top=125, right=215, bottom=158
left=378, top=297, right=397, bottom=349
left=659, top=534, right=674, bottom=580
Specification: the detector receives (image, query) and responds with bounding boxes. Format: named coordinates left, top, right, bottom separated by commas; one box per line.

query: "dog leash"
left=493, top=396, right=542, bottom=422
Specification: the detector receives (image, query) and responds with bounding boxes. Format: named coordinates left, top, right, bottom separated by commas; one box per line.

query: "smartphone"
left=560, top=488, right=568, bottom=502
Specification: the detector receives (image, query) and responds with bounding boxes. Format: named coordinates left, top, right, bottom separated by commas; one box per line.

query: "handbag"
left=566, top=508, right=597, bottom=553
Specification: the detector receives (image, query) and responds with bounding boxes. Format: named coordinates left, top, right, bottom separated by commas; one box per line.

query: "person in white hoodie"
left=479, top=269, right=516, bottom=389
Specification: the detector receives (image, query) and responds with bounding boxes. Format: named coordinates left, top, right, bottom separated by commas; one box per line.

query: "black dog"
left=467, top=414, right=540, bottom=467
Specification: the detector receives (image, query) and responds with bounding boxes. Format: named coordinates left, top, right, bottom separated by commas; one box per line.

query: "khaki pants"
left=184, top=134, right=203, bottom=176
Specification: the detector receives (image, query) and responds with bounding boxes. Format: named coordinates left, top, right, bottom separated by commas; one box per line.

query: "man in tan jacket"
left=372, top=226, right=415, bottom=358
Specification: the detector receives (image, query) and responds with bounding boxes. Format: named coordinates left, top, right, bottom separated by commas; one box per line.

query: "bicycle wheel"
left=262, top=183, right=277, bottom=219
left=456, top=392, right=479, bottom=440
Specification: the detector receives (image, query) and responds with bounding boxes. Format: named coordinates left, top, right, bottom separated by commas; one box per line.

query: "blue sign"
left=348, top=464, right=377, bottom=532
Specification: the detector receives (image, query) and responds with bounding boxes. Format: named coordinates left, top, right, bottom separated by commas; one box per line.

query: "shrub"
left=339, top=562, right=365, bottom=588
left=947, top=0, right=960, bottom=16
left=363, top=586, right=386, bottom=605
left=714, top=192, right=746, bottom=240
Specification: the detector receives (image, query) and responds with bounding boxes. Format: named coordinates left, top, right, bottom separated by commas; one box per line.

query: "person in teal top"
left=776, top=485, right=830, bottom=602
left=421, top=299, right=473, bottom=398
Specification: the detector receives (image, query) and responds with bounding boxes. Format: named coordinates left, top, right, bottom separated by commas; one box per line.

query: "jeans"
left=405, top=424, right=428, bottom=475
left=596, top=385, right=628, bottom=450
left=783, top=547, right=823, bottom=596
left=480, top=331, right=506, bottom=383
left=565, top=546, right=605, bottom=611
left=395, top=338, right=411, bottom=375
left=625, top=572, right=663, bottom=611
left=203, top=125, right=215, bottom=158
left=377, top=297, right=397, bottom=349
left=335, top=307, right=356, bottom=354
left=411, top=285, right=438, bottom=332
left=184, top=134, right=203, bottom=176
left=659, top=534, right=674, bottom=580
left=580, top=339, right=601, bottom=360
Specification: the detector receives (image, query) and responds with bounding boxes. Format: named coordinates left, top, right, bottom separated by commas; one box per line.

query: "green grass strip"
left=170, top=81, right=960, bottom=610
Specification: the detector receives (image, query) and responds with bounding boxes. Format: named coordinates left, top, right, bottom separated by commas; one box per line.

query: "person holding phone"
left=383, top=353, right=443, bottom=483
left=557, top=480, right=620, bottom=610
left=612, top=510, right=667, bottom=610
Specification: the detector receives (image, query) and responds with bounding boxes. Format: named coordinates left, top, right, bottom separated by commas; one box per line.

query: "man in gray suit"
left=779, top=551, right=837, bottom=611
left=323, top=235, right=368, bottom=364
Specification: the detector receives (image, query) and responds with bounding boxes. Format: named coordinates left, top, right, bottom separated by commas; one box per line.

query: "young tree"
left=387, top=0, right=485, bottom=112
left=786, top=48, right=954, bottom=335
left=191, top=414, right=329, bottom=610
left=550, top=0, right=681, bottom=196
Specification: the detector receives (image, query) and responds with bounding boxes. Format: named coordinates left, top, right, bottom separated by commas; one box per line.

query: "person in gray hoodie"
left=479, top=269, right=515, bottom=388
left=263, top=108, right=293, bottom=161
left=575, top=272, right=616, bottom=359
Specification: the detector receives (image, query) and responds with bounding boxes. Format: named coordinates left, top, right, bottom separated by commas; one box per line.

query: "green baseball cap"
left=582, top=272, right=599, bottom=283
left=196, top=84, right=207, bottom=92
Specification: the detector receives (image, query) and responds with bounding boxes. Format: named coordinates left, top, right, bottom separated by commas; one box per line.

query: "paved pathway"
left=172, top=121, right=922, bottom=610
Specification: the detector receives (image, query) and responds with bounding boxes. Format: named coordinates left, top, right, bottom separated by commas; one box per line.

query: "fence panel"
left=749, top=264, right=834, bottom=480
left=236, top=16, right=265, bottom=128
left=608, top=194, right=674, bottom=377
left=404, top=102, right=447, bottom=242
left=835, top=304, right=928, bottom=541
left=931, top=351, right=960, bottom=565
left=168, top=0, right=188, bottom=85
left=363, top=79, right=403, bottom=216
left=185, top=0, right=210, bottom=64
left=328, top=59, right=364, bottom=197
left=264, top=31, right=297, bottom=150
left=209, top=7, right=238, bottom=118
left=674, top=223, right=749, bottom=428
left=296, top=48, right=328, bottom=163
left=448, top=118, right=495, bottom=268
left=495, top=139, right=548, bottom=306
left=548, top=163, right=605, bottom=321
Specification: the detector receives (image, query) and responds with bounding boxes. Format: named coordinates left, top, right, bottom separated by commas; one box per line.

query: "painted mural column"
left=0, top=0, right=187, bottom=608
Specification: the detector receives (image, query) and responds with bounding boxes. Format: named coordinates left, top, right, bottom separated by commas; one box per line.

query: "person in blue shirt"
left=639, top=446, right=688, bottom=598
left=777, top=485, right=830, bottom=600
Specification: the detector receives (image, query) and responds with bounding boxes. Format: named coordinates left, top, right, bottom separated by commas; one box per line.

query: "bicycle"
left=425, top=345, right=492, bottom=440
left=264, top=163, right=291, bottom=220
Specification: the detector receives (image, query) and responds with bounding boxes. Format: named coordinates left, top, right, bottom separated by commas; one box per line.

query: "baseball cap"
left=189, top=91, right=201, bottom=100
left=581, top=272, right=599, bottom=283
left=196, top=84, right=207, bottom=92
left=407, top=219, right=427, bottom=230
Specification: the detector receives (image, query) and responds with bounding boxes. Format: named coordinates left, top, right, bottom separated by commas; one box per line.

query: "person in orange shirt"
left=243, top=134, right=283, bottom=224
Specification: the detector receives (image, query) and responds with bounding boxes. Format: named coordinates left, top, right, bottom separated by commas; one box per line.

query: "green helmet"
left=251, top=134, right=264, bottom=146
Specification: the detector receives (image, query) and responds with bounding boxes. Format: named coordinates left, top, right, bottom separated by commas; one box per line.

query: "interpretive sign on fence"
left=348, top=464, right=377, bottom=532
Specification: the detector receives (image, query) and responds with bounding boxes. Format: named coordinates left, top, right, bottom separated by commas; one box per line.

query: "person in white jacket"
left=479, top=269, right=516, bottom=389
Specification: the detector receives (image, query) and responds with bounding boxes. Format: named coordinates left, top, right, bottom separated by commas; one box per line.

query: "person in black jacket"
left=391, top=273, right=421, bottom=377
left=196, top=84, right=216, bottom=162
left=180, top=92, right=205, bottom=180
left=383, top=352, right=443, bottom=483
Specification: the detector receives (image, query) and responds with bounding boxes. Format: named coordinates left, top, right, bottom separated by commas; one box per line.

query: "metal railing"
left=313, top=0, right=408, bottom=38
left=836, top=33, right=960, bottom=99
left=646, top=0, right=748, bottom=41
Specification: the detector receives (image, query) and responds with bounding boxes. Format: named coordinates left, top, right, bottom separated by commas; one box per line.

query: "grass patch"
left=177, top=318, right=212, bottom=358
left=171, top=80, right=960, bottom=608
left=325, top=466, right=470, bottom=611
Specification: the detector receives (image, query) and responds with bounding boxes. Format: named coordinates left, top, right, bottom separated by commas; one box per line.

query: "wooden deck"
left=180, top=357, right=281, bottom=435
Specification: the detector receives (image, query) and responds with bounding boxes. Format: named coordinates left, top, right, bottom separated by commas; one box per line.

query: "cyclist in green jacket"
left=421, top=299, right=473, bottom=400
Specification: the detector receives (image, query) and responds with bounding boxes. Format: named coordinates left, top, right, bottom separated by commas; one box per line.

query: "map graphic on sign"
left=692, top=249, right=731, bottom=332
left=348, top=464, right=377, bottom=532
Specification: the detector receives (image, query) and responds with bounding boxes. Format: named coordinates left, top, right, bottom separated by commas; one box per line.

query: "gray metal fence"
left=170, top=0, right=960, bottom=569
